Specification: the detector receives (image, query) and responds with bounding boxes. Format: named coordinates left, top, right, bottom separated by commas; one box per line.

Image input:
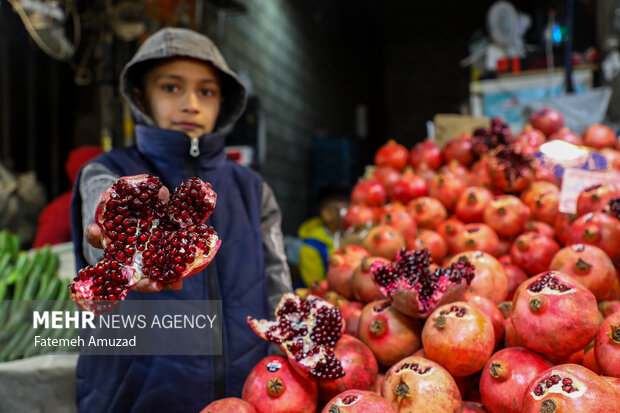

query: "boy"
left=72, top=27, right=292, bottom=412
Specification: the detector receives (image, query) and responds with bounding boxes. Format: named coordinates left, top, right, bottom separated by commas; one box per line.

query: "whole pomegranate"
left=381, top=356, right=461, bottom=412
left=444, top=133, right=474, bottom=166
left=447, top=251, right=508, bottom=304
left=428, top=172, right=467, bottom=212
left=371, top=248, right=475, bottom=318
left=361, top=225, right=405, bottom=260
left=321, top=390, right=395, bottom=413
left=371, top=165, right=400, bottom=196
left=599, top=300, right=620, bottom=317
left=350, top=179, right=386, bottom=207
left=436, top=217, right=466, bottom=254
left=512, top=125, right=546, bottom=155
left=339, top=300, right=363, bottom=338
left=452, top=223, right=500, bottom=257
left=351, top=257, right=387, bottom=303
left=69, top=175, right=220, bottom=312
left=510, top=233, right=560, bottom=276
left=455, top=186, right=493, bottom=223
left=523, top=220, right=555, bottom=238
left=343, top=204, right=375, bottom=230
left=549, top=244, right=619, bottom=300
left=483, top=195, right=530, bottom=238
left=406, top=229, right=447, bottom=264
left=479, top=347, right=553, bottom=413
left=200, top=398, right=256, bottom=413
left=583, top=123, right=617, bottom=149
left=410, top=139, right=443, bottom=170
left=520, top=181, right=560, bottom=226
left=530, top=107, right=565, bottom=137
left=554, top=213, right=577, bottom=246
left=594, top=312, right=620, bottom=378
left=603, top=376, right=620, bottom=393
left=568, top=211, right=620, bottom=264
left=242, top=355, right=318, bottom=413
left=582, top=347, right=602, bottom=375
left=465, top=292, right=506, bottom=348
left=470, top=158, right=492, bottom=189
left=500, top=261, right=528, bottom=301
left=406, top=196, right=447, bottom=229
left=357, top=299, right=422, bottom=367
left=318, top=334, right=378, bottom=402
left=389, top=168, right=428, bottom=204
left=549, top=127, right=584, bottom=146
left=522, top=364, right=620, bottom=412
left=374, top=140, right=408, bottom=171
left=247, top=293, right=345, bottom=380
left=378, top=207, right=417, bottom=240
left=422, top=301, right=495, bottom=377
left=511, top=271, right=600, bottom=356
left=576, top=184, right=620, bottom=217
left=327, top=246, right=371, bottom=299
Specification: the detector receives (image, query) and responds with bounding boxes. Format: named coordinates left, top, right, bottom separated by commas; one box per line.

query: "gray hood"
left=120, top=27, right=247, bottom=132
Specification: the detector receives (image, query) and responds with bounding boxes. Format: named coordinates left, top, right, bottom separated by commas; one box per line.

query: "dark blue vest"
left=71, top=126, right=270, bottom=412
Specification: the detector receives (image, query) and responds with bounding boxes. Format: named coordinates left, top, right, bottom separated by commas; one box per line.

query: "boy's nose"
left=182, top=91, right=200, bottom=113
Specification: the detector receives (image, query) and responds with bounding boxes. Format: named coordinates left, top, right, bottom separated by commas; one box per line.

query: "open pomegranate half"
left=370, top=248, right=475, bottom=319
left=69, top=174, right=220, bottom=312
left=247, top=293, right=345, bottom=381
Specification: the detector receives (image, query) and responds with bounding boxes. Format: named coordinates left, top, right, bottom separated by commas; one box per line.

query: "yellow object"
left=297, top=217, right=336, bottom=287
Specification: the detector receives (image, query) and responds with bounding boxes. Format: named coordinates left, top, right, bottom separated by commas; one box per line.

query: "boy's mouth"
left=174, top=122, right=202, bottom=131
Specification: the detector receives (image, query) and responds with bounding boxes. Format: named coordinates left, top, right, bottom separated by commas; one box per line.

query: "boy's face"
left=141, top=58, right=222, bottom=139
left=320, top=200, right=349, bottom=233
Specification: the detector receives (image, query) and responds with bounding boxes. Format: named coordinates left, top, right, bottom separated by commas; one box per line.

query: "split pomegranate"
left=318, top=334, right=378, bottom=402
left=350, top=257, right=387, bottom=303
left=594, top=312, right=620, bottom=378
left=242, top=355, right=318, bottom=413
left=444, top=133, right=474, bottom=166
left=455, top=186, right=493, bottom=223
left=321, top=389, right=395, bottom=413
left=487, top=146, right=534, bottom=194
left=549, top=244, right=619, bottom=301
left=371, top=248, right=475, bottom=318
left=447, top=251, right=508, bottom=304
left=357, top=299, right=421, bottom=367
left=471, top=117, right=512, bottom=156
left=511, top=271, right=600, bottom=356
left=374, top=140, right=408, bottom=171
left=479, top=347, right=553, bottom=413
left=247, top=293, right=345, bottom=381
left=522, top=364, right=620, bottom=412
left=582, top=123, right=617, bottom=149
left=381, top=356, right=461, bottom=412
left=530, top=107, right=564, bottom=137
left=361, top=225, right=405, bottom=261
left=509, top=233, right=560, bottom=276
left=422, top=301, right=495, bottom=377
left=200, top=398, right=257, bottom=413
left=483, top=195, right=530, bottom=238
left=409, top=139, right=443, bottom=170
left=69, top=174, right=220, bottom=312
left=406, top=196, right=447, bottom=229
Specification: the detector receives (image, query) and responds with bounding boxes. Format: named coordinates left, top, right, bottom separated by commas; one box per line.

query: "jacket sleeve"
left=79, top=162, right=119, bottom=266
left=261, top=182, right=293, bottom=313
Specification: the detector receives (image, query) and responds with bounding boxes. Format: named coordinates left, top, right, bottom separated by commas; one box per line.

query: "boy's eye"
left=162, top=84, right=179, bottom=93
left=200, top=88, right=217, bottom=97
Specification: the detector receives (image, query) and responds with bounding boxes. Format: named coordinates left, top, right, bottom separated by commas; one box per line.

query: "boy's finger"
left=133, top=278, right=164, bottom=293
left=162, top=280, right=183, bottom=290
left=158, top=186, right=170, bottom=202
left=85, top=223, right=104, bottom=249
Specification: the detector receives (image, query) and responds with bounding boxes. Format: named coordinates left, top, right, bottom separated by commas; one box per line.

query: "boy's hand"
left=82, top=186, right=180, bottom=293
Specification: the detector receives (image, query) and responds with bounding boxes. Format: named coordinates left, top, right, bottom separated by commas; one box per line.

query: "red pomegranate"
left=576, top=184, right=620, bottom=217
left=554, top=213, right=577, bottom=246
left=318, top=335, right=379, bottom=402
left=452, top=223, right=500, bottom=257
left=487, top=147, right=534, bottom=194
left=422, top=301, right=495, bottom=377
left=549, top=127, right=584, bottom=146
left=583, top=123, right=617, bottom=149
left=374, top=140, right=409, bottom=171
left=428, top=172, right=467, bottom=212
left=455, top=186, right=493, bottom=223
left=351, top=257, right=388, bottom=303
left=371, top=165, right=400, bottom=196
left=512, top=125, right=547, bottom=155
left=321, top=390, right=395, bottom=413
left=247, top=293, right=345, bottom=381
left=381, top=356, right=461, bottom=412
left=242, top=355, right=318, bottom=413
left=568, top=211, right=620, bottom=264
left=339, top=300, right=364, bottom=338
left=599, top=300, right=620, bottom=317
left=444, top=133, right=475, bottom=166
left=510, top=233, right=560, bottom=276
left=549, top=244, right=619, bottom=301
left=357, top=299, right=422, bottom=367
left=594, top=312, right=620, bottom=378
left=479, top=347, right=553, bottom=413
left=582, top=347, right=602, bottom=375
left=327, top=246, right=371, bottom=299
left=406, top=196, right=447, bottom=229
left=603, top=376, right=620, bottom=393
left=483, top=195, right=530, bottom=238
left=389, top=167, right=428, bottom=204
left=405, top=229, right=447, bottom=264
left=504, top=317, right=527, bottom=348
left=470, top=158, right=492, bottom=189
left=69, top=175, right=220, bottom=313
left=530, top=107, right=565, bottom=137
left=500, top=262, right=528, bottom=301
left=414, top=161, right=437, bottom=183
left=350, top=179, right=386, bottom=207
left=361, top=225, right=405, bottom=260
left=447, top=251, right=508, bottom=304
left=465, top=292, right=506, bottom=348
left=200, top=398, right=257, bottom=413
left=309, top=279, right=329, bottom=298
left=436, top=217, right=466, bottom=254
left=378, top=207, right=417, bottom=240
left=442, top=159, right=473, bottom=184
left=373, top=373, right=384, bottom=394
left=523, top=220, right=555, bottom=238
left=511, top=271, right=600, bottom=356
left=520, top=181, right=560, bottom=226
left=410, top=139, right=443, bottom=170
left=371, top=248, right=475, bottom=319
left=522, top=364, right=620, bottom=412
left=343, top=204, right=375, bottom=230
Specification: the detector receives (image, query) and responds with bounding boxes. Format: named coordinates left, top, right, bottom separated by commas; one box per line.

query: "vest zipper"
left=190, top=137, right=200, bottom=157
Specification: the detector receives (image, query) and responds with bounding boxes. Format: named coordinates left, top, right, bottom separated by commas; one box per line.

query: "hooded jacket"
left=71, top=28, right=292, bottom=413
